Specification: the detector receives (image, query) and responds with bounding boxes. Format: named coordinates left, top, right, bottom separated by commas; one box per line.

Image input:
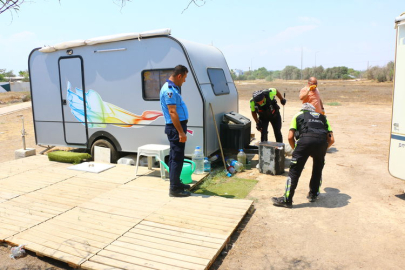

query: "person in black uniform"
left=250, top=88, right=286, bottom=143
left=272, top=103, right=335, bottom=208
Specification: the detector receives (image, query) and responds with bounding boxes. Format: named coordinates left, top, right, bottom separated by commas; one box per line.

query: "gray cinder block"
left=15, top=148, right=36, bottom=159
left=259, top=142, right=285, bottom=175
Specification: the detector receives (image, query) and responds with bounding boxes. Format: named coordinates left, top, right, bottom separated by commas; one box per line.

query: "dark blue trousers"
left=165, top=122, right=187, bottom=190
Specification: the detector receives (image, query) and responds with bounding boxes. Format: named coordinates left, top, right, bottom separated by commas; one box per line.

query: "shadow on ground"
left=327, top=147, right=339, bottom=154
left=191, top=191, right=235, bottom=199
left=293, top=187, right=351, bottom=209
left=395, top=192, right=405, bottom=201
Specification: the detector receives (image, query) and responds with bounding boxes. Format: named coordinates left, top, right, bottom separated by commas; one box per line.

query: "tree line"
left=231, top=62, right=394, bottom=82
left=0, top=69, right=29, bottom=82
left=0, top=61, right=394, bottom=83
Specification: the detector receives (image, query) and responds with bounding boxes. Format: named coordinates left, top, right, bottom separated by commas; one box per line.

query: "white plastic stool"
left=135, top=144, right=170, bottom=179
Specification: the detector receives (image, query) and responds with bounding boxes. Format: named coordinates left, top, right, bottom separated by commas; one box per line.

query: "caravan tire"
left=91, top=139, right=119, bottom=163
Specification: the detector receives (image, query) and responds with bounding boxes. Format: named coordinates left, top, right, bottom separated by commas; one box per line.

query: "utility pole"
left=301, top=46, right=303, bottom=80
left=315, top=51, right=320, bottom=77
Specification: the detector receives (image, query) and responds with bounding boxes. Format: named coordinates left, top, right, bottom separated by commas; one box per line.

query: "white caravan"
left=389, top=15, right=405, bottom=180
left=29, top=29, right=239, bottom=162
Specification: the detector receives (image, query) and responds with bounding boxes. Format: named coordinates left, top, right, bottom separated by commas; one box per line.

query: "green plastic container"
left=158, top=158, right=195, bottom=184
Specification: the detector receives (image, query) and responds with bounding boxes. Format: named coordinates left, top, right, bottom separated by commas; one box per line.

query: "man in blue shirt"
left=160, top=65, right=190, bottom=197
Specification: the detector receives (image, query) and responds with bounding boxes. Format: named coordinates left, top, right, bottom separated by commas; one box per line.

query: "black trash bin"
left=220, top=111, right=251, bottom=150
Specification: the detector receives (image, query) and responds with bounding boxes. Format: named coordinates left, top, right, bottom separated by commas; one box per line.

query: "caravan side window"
left=142, top=69, right=174, bottom=100
left=207, top=68, right=230, bottom=96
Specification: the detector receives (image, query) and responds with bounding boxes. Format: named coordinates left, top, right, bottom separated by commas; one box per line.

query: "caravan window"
left=207, top=68, right=230, bottom=96
left=142, top=69, right=174, bottom=100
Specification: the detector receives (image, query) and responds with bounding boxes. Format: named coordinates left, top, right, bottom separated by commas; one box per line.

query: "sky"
left=0, top=0, right=402, bottom=74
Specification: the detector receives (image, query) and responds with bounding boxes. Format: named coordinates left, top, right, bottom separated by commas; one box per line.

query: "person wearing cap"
left=299, top=76, right=325, bottom=114
left=250, top=88, right=286, bottom=143
left=272, top=103, right=335, bottom=208
left=160, top=65, right=191, bottom=197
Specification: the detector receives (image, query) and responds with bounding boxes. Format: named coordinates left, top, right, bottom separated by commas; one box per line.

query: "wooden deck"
left=0, top=155, right=253, bottom=269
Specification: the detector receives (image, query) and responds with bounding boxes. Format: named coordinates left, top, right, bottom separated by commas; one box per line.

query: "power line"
left=316, top=59, right=393, bottom=66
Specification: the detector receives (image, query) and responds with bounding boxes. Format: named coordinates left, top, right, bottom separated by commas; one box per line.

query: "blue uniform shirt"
left=160, top=79, right=189, bottom=124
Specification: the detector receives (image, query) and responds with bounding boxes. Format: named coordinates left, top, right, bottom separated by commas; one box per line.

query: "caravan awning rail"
left=39, top=28, right=171, bottom=53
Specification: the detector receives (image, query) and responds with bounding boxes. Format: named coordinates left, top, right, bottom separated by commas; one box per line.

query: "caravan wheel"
left=91, top=139, right=120, bottom=163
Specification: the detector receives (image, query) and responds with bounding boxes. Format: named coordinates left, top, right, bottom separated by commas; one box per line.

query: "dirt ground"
left=0, top=79, right=404, bottom=269
left=0, top=92, right=30, bottom=108
left=211, top=79, right=404, bottom=270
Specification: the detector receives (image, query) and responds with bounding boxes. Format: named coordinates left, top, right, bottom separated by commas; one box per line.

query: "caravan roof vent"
left=39, top=28, right=171, bottom=53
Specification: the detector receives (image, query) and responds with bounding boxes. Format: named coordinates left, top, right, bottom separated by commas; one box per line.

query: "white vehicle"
left=389, top=14, right=405, bottom=180
left=29, top=29, right=239, bottom=162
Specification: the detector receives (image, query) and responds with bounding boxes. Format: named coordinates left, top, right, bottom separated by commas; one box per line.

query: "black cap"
left=253, top=90, right=264, bottom=102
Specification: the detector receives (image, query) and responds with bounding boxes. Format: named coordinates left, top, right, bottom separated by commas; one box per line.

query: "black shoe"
left=272, top=197, right=292, bottom=208
left=307, top=192, right=318, bottom=202
left=181, top=183, right=191, bottom=190
left=169, top=189, right=191, bottom=197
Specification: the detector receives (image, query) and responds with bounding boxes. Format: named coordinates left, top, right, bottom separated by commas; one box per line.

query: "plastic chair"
left=135, top=144, right=170, bottom=179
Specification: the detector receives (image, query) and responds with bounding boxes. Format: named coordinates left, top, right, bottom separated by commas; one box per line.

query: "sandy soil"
left=1, top=80, right=404, bottom=269
left=211, top=80, right=405, bottom=269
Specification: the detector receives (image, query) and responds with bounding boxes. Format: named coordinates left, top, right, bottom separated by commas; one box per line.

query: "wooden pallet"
left=80, top=189, right=252, bottom=269
left=1, top=156, right=253, bottom=269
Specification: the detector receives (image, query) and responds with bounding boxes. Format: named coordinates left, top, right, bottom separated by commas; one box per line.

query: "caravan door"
left=389, top=17, right=405, bottom=180
left=59, top=57, right=88, bottom=146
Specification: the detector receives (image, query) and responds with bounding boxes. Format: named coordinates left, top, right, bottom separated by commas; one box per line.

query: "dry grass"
left=235, top=79, right=393, bottom=104
left=0, top=91, right=30, bottom=107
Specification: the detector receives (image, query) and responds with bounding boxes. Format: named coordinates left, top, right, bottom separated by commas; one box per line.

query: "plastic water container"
left=192, top=146, right=204, bottom=174
left=226, top=158, right=244, bottom=172
left=204, top=157, right=211, bottom=172
left=209, top=154, right=219, bottom=162
left=237, top=149, right=247, bottom=167
left=227, top=165, right=236, bottom=174
left=10, top=244, right=26, bottom=259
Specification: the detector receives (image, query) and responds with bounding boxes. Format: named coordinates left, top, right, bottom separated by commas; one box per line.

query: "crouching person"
left=272, top=103, right=335, bottom=208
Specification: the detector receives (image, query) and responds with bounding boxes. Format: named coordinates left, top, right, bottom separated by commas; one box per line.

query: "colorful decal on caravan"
left=66, top=82, right=163, bottom=128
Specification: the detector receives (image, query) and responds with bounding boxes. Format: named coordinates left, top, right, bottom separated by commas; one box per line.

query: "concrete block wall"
left=11, top=82, right=30, bottom=92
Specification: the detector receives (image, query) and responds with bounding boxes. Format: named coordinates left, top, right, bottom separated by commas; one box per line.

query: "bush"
left=365, top=62, right=394, bottom=82
left=21, top=94, right=31, bottom=102
left=247, top=75, right=256, bottom=80
left=265, top=75, right=273, bottom=82
left=376, top=70, right=387, bottom=82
